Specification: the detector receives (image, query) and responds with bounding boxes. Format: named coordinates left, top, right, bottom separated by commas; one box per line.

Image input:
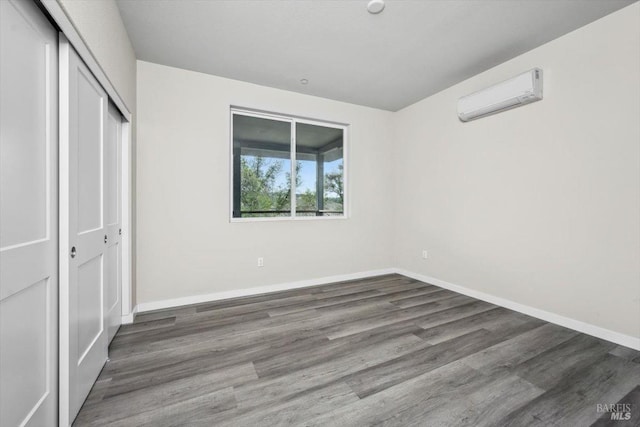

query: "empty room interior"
left=1, top=0, right=640, bottom=425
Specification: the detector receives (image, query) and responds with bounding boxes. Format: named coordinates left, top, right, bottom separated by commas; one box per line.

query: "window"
left=231, top=109, right=346, bottom=220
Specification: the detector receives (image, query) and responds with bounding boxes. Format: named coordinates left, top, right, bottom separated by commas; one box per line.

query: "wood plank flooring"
left=73, top=274, right=640, bottom=426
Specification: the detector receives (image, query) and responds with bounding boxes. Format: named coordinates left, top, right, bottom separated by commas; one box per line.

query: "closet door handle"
left=104, top=235, right=108, bottom=244
left=70, top=246, right=77, bottom=258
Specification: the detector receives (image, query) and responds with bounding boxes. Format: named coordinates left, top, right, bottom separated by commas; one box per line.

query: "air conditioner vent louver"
left=457, top=68, right=543, bottom=122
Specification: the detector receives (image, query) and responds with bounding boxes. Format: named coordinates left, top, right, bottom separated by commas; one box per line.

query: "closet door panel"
left=76, top=71, right=104, bottom=233
left=0, top=0, right=58, bottom=426
left=105, top=103, right=122, bottom=343
left=65, top=44, right=108, bottom=422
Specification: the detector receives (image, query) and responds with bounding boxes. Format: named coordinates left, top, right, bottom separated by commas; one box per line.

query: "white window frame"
left=229, top=107, right=348, bottom=222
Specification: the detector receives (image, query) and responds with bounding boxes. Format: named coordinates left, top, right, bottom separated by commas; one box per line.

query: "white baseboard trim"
left=121, top=305, right=138, bottom=325
left=395, top=268, right=640, bottom=351
left=127, top=266, right=639, bottom=350
left=135, top=268, right=397, bottom=314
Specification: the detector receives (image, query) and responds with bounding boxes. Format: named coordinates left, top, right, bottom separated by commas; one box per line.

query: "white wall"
left=136, top=61, right=395, bottom=304
left=135, top=4, right=639, bottom=342
left=393, top=3, right=640, bottom=338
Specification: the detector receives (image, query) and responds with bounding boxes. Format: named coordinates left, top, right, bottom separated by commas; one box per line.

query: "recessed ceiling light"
left=367, top=0, right=385, bottom=14
left=300, top=78, right=309, bottom=85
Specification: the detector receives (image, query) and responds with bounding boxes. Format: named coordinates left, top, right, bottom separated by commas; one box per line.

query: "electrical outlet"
left=422, top=250, right=428, bottom=260
left=257, top=257, right=264, bottom=267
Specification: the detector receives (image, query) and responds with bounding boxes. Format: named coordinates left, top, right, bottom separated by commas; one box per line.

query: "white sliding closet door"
left=60, top=41, right=109, bottom=422
left=105, top=102, right=122, bottom=343
left=0, top=0, right=59, bottom=425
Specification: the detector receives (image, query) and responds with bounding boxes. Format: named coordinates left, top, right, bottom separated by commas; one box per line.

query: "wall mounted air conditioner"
left=457, top=68, right=543, bottom=122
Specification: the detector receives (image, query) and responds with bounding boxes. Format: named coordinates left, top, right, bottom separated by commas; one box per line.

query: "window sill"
left=230, top=215, right=348, bottom=223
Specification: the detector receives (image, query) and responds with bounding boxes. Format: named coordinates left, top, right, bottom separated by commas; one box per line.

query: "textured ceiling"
left=117, top=0, right=635, bottom=111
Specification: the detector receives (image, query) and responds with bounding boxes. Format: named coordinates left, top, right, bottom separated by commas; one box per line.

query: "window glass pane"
left=323, top=156, right=344, bottom=216
left=233, top=114, right=292, bottom=218
left=296, top=123, right=344, bottom=216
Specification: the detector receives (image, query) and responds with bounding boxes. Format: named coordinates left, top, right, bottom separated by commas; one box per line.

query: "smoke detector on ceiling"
left=367, top=0, right=385, bottom=14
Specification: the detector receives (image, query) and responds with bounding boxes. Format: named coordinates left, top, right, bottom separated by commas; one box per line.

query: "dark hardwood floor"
left=73, top=274, right=640, bottom=426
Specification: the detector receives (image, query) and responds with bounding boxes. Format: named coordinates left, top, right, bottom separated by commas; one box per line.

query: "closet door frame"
left=58, top=33, right=133, bottom=427
left=41, top=2, right=134, bottom=319
left=39, top=1, right=134, bottom=326
left=38, top=2, right=133, bottom=425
